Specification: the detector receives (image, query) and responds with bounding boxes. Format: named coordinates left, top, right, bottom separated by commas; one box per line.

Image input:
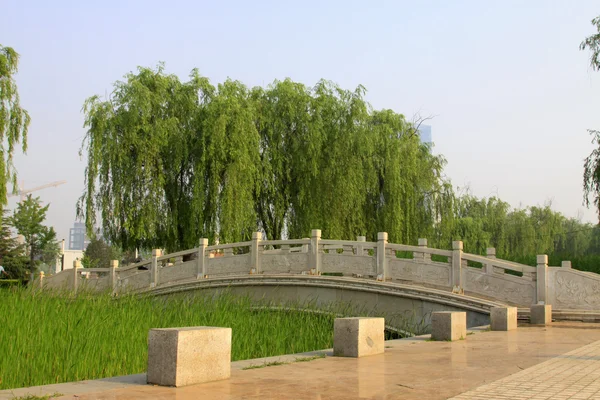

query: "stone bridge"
left=42, top=230, right=600, bottom=331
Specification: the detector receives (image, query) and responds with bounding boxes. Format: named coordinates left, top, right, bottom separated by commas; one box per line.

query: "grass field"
left=0, top=288, right=341, bottom=390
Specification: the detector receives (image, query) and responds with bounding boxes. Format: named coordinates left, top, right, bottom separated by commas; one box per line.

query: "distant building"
left=417, top=125, right=432, bottom=144
left=55, top=249, right=83, bottom=274
left=69, top=222, right=90, bottom=251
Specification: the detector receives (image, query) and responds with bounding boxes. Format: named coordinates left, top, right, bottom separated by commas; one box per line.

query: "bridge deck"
left=4, top=322, right=600, bottom=400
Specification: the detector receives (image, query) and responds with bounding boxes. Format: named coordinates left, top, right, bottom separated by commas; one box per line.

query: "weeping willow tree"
left=78, top=66, right=259, bottom=251
left=0, top=45, right=30, bottom=204
left=79, top=65, right=453, bottom=250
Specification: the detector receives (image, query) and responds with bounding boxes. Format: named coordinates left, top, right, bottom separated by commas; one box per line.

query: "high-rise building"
left=69, top=222, right=89, bottom=250
left=417, top=125, right=432, bottom=144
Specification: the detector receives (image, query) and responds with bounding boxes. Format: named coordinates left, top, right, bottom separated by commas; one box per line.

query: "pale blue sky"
left=2, top=0, right=600, bottom=243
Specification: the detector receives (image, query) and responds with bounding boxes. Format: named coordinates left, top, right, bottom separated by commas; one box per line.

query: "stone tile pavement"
left=451, top=339, right=600, bottom=400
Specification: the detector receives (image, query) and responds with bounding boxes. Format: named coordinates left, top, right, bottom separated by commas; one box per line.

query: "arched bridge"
left=42, top=230, right=600, bottom=331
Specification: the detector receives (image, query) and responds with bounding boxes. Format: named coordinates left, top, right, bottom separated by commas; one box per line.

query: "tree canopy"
left=12, top=195, right=59, bottom=276
left=0, top=45, right=30, bottom=205
left=0, top=210, right=28, bottom=279
left=79, top=66, right=448, bottom=251
left=582, top=15, right=600, bottom=220
left=82, top=237, right=120, bottom=269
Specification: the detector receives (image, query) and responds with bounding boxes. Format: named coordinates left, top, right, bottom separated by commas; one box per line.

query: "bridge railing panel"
left=261, top=251, right=309, bottom=274
left=118, top=259, right=153, bottom=277
left=548, top=266, right=600, bottom=310
left=77, top=270, right=110, bottom=292
left=206, top=253, right=251, bottom=276
left=319, top=239, right=377, bottom=277
left=42, top=269, right=72, bottom=290
left=320, top=239, right=377, bottom=256
left=157, top=248, right=198, bottom=262
left=388, top=258, right=451, bottom=288
left=118, top=269, right=151, bottom=292
left=460, top=252, right=537, bottom=306
left=386, top=243, right=452, bottom=258
left=159, top=260, right=197, bottom=284
left=461, top=253, right=536, bottom=274
left=261, top=239, right=309, bottom=255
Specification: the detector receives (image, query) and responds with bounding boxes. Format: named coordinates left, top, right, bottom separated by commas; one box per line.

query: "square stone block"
left=490, top=307, right=518, bottom=331
left=147, top=326, right=231, bottom=387
left=431, top=311, right=466, bottom=341
left=333, top=317, right=384, bottom=358
left=530, top=304, right=552, bottom=325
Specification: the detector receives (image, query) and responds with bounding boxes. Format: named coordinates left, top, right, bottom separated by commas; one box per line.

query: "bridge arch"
left=147, top=275, right=501, bottom=332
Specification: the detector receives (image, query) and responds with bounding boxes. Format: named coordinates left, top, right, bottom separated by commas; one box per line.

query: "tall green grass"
left=0, top=288, right=339, bottom=390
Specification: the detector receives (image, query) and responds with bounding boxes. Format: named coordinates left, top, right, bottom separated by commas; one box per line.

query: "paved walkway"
left=3, top=322, right=600, bottom=400
left=450, top=339, right=600, bottom=400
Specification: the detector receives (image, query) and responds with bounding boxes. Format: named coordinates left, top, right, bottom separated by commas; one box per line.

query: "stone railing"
left=39, top=230, right=600, bottom=310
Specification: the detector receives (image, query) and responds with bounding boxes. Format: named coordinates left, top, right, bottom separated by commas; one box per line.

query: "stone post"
left=310, top=229, right=321, bottom=275
left=196, top=239, right=208, bottom=279
left=452, top=241, right=463, bottom=293
left=561, top=260, right=572, bottom=269
left=301, top=238, right=309, bottom=253
left=356, top=236, right=366, bottom=256
left=73, top=260, right=81, bottom=292
left=151, top=249, right=162, bottom=288
left=414, top=238, right=430, bottom=263
left=377, top=232, right=388, bottom=281
left=485, top=247, right=496, bottom=274
left=536, top=255, right=548, bottom=304
left=250, top=232, right=262, bottom=274
left=109, top=260, right=118, bottom=293
left=147, top=326, right=232, bottom=387
left=38, top=271, right=45, bottom=289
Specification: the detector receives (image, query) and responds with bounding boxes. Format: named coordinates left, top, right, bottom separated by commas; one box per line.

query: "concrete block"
left=490, top=306, right=517, bottom=331
left=333, top=317, right=384, bottom=357
left=530, top=304, right=552, bottom=325
left=147, top=326, right=231, bottom=387
left=431, top=311, right=466, bottom=341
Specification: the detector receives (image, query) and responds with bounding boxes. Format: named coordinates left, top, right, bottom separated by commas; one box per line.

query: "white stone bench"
left=333, top=317, right=384, bottom=357
left=491, top=306, right=518, bottom=331
left=431, top=311, right=466, bottom=341
left=147, top=326, right=231, bottom=387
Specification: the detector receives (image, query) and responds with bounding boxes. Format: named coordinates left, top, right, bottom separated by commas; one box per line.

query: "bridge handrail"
left=386, top=243, right=452, bottom=257
left=157, top=248, right=198, bottom=261
left=206, top=241, right=252, bottom=252
left=78, top=268, right=110, bottom=273
left=119, top=259, right=152, bottom=272
left=261, top=239, right=310, bottom=246
left=461, top=253, right=536, bottom=273
left=44, top=229, right=600, bottom=312
left=320, top=239, right=377, bottom=247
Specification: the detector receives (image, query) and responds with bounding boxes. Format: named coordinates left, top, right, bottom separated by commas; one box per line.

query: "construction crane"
left=8, top=180, right=67, bottom=202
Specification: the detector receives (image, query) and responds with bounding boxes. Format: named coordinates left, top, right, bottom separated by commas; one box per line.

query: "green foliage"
left=584, top=130, right=600, bottom=219
left=581, top=15, right=600, bottom=71
left=79, top=66, right=449, bottom=250
left=0, top=45, right=30, bottom=205
left=0, top=290, right=338, bottom=390
left=81, top=238, right=120, bottom=268
left=11, top=195, right=59, bottom=274
left=581, top=17, right=600, bottom=219
left=0, top=210, right=28, bottom=280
